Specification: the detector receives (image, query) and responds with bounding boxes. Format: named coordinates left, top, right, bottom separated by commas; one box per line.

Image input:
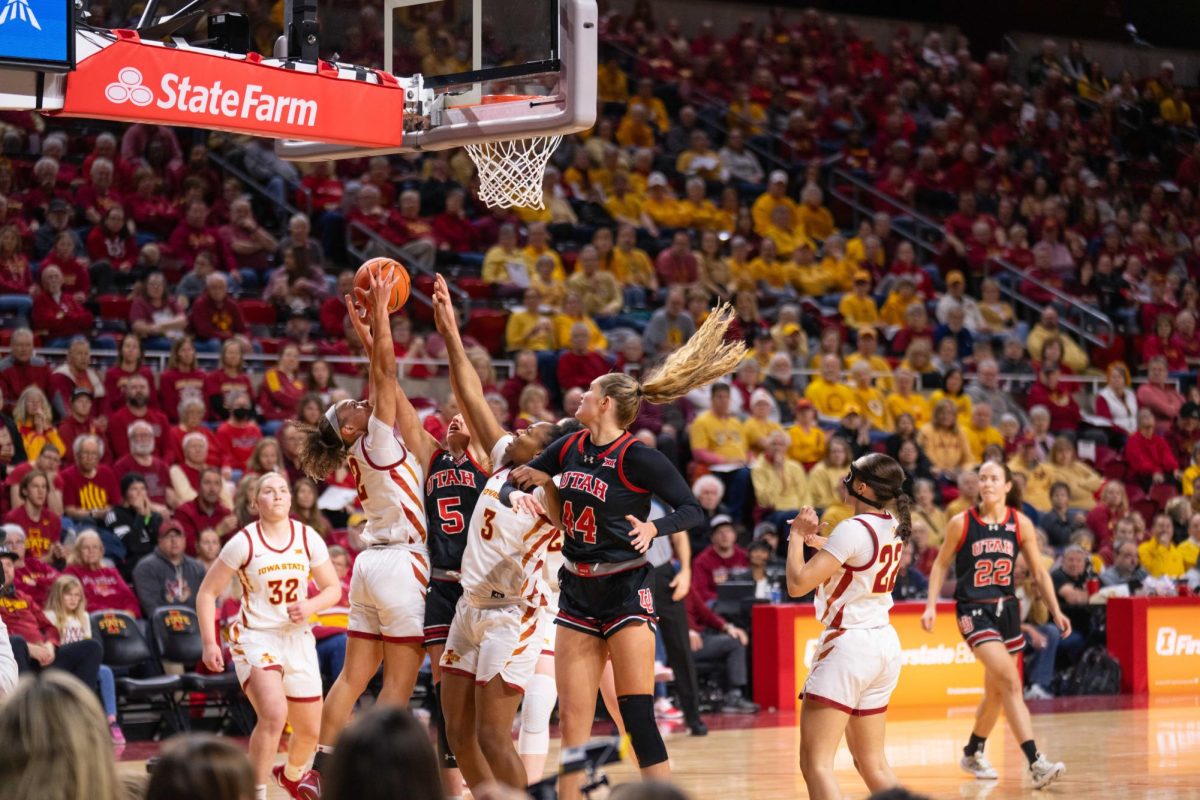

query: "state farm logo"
left=1155, top=627, right=1200, bottom=657
left=106, top=67, right=154, bottom=107
left=102, top=65, right=318, bottom=127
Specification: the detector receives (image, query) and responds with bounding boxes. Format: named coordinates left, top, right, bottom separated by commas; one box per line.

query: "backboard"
left=273, top=0, right=595, bottom=161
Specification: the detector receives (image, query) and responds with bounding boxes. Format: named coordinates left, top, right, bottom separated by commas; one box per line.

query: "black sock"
left=312, top=748, right=332, bottom=774
left=964, top=733, right=987, bottom=757
left=1020, top=740, right=1039, bottom=766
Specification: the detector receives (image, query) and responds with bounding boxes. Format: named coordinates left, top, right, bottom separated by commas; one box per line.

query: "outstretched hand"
left=432, top=274, right=459, bottom=336
left=344, top=293, right=373, bottom=350
left=509, top=466, right=551, bottom=490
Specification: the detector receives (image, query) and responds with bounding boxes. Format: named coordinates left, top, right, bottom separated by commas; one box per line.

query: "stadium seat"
left=150, top=606, right=252, bottom=734
left=237, top=299, right=277, bottom=328
left=1149, top=483, right=1180, bottom=508
left=456, top=276, right=491, bottom=301
left=97, top=294, right=133, bottom=321
left=464, top=308, right=509, bottom=356
left=90, top=610, right=184, bottom=737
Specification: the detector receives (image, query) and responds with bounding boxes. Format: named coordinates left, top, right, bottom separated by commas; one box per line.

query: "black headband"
left=842, top=462, right=896, bottom=509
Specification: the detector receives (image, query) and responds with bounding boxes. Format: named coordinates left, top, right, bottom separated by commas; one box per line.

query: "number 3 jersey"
left=459, top=434, right=559, bottom=608
left=815, top=512, right=902, bottom=629
left=954, top=506, right=1020, bottom=603
left=220, top=520, right=330, bottom=633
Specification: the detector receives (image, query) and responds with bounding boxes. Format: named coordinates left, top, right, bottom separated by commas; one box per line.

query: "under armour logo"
left=583, top=455, right=596, bottom=464
left=0, top=0, right=40, bottom=30
left=105, top=67, right=154, bottom=107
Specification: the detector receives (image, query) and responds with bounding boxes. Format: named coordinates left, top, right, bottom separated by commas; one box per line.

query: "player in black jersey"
left=509, top=304, right=746, bottom=800
left=423, top=412, right=488, bottom=796
left=922, top=461, right=1071, bottom=790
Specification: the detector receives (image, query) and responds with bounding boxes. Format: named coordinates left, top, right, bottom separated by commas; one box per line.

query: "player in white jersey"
left=785, top=453, right=914, bottom=800
left=431, top=274, right=577, bottom=791
left=295, top=265, right=439, bottom=794
left=518, top=535, right=565, bottom=783
left=197, top=473, right=343, bottom=800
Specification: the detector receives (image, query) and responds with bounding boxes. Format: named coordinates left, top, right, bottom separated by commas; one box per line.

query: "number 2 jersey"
left=815, top=512, right=902, bottom=629
left=220, top=520, right=330, bottom=633
left=459, top=434, right=559, bottom=608
left=347, top=415, right=427, bottom=548
left=954, top=506, right=1020, bottom=603
left=424, top=447, right=489, bottom=572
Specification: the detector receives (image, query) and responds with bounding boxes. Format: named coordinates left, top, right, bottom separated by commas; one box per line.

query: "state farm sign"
left=56, top=32, right=406, bottom=149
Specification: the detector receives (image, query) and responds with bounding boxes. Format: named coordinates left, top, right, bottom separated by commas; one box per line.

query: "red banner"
left=54, top=32, right=406, bottom=148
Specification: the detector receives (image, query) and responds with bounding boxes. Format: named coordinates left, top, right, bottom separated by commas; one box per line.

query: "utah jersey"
left=425, top=447, right=488, bottom=571
left=347, top=415, right=427, bottom=547
left=221, top=520, right=330, bottom=632
left=459, top=434, right=559, bottom=608
left=814, top=512, right=903, bottom=629
left=525, top=430, right=702, bottom=564
left=954, top=507, right=1020, bottom=603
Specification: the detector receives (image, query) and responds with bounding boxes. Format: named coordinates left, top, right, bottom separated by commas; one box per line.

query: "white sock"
left=284, top=762, right=305, bottom=781
left=317, top=744, right=335, bottom=754
left=517, top=673, right=558, bottom=756
left=255, top=786, right=267, bottom=800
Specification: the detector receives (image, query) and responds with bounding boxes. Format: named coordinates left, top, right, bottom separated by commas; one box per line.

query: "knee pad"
left=617, top=694, right=668, bottom=768
left=518, top=673, right=558, bottom=755
left=431, top=683, right=457, bottom=769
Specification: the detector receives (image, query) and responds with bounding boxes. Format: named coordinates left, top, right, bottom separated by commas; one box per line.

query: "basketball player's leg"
left=845, top=713, right=898, bottom=793
left=598, top=657, right=640, bottom=767
left=608, top=623, right=669, bottom=782
left=520, top=653, right=558, bottom=783
left=318, top=635, right=383, bottom=745
left=243, top=667, right=290, bottom=786
left=971, top=660, right=1004, bottom=739
left=441, top=670, right=493, bottom=788
left=974, top=643, right=1035, bottom=742
left=428, top=644, right=465, bottom=796
left=799, top=698, right=852, bottom=800
left=555, top=627, right=609, bottom=800
left=476, top=676, right=527, bottom=788
left=283, top=697, right=323, bottom=775
left=379, top=641, right=424, bottom=705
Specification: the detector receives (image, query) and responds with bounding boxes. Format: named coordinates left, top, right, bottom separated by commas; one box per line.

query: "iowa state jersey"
left=459, top=435, right=559, bottom=607
left=814, top=512, right=903, bottom=629
left=220, top=520, right=330, bottom=632
left=553, top=430, right=655, bottom=564
left=425, top=447, right=488, bottom=571
left=346, top=415, right=427, bottom=548
left=954, top=507, right=1020, bottom=603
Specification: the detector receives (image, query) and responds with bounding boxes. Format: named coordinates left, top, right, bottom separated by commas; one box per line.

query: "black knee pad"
left=432, top=683, right=458, bottom=769
left=617, top=694, right=668, bottom=767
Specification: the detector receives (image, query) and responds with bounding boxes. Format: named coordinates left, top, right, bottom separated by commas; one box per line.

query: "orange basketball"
left=354, top=257, right=410, bottom=314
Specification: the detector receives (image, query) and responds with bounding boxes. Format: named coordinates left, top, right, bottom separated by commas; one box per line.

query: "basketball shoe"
left=272, top=764, right=321, bottom=800
left=1029, top=754, right=1065, bottom=789
left=959, top=751, right=998, bottom=780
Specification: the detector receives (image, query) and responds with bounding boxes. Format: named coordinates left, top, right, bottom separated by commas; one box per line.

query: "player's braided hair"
left=295, top=414, right=351, bottom=481
left=852, top=453, right=914, bottom=543
left=596, top=303, right=747, bottom=429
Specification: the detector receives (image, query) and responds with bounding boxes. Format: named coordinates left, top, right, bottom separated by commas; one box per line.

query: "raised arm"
left=431, top=274, right=506, bottom=454
left=921, top=512, right=965, bottom=631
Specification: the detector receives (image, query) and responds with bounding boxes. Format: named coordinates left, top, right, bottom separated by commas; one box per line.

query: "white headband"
left=325, top=405, right=344, bottom=444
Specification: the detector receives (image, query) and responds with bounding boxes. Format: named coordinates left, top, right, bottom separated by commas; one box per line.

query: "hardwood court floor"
left=118, top=694, right=1200, bottom=799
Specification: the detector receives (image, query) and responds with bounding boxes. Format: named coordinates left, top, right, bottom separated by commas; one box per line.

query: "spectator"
left=63, top=530, right=140, bottom=617
left=1013, top=555, right=1060, bottom=701
left=167, top=200, right=235, bottom=271
left=144, top=734, right=255, bottom=800
left=61, top=435, right=120, bottom=536
left=963, top=403, right=1004, bottom=464
left=103, top=473, right=165, bottom=580
left=1139, top=514, right=1185, bottom=579
left=1101, top=540, right=1150, bottom=591
left=169, top=432, right=220, bottom=503
left=1136, top=356, right=1185, bottom=433
left=173, top=468, right=232, bottom=555
left=751, top=431, right=809, bottom=532
left=322, top=707, right=445, bottom=800
left=848, top=360, right=892, bottom=434
left=556, top=323, right=612, bottom=393
left=1178, top=514, right=1200, bottom=572
left=107, top=375, right=170, bottom=462
left=804, top=355, right=856, bottom=419
left=204, top=339, right=254, bottom=422
left=751, top=170, right=798, bottom=235
left=1050, top=545, right=1093, bottom=663
left=643, top=287, right=695, bottom=358
left=159, top=337, right=205, bottom=426
left=1125, top=407, right=1180, bottom=489
left=719, top=128, right=764, bottom=187
left=102, top=334, right=157, bottom=415
left=257, top=344, right=306, bottom=429
left=14, top=386, right=64, bottom=461
left=892, top=541, right=929, bottom=600
left=85, top=206, right=138, bottom=293
left=1041, top=482, right=1085, bottom=551
left=655, top=230, right=699, bottom=288
left=552, top=292, right=607, bottom=352
left=219, top=197, right=278, bottom=276
left=1093, top=362, right=1138, bottom=441
left=2, top=525, right=59, bottom=606
left=1087, top=481, right=1130, bottom=561
left=1026, top=307, right=1088, bottom=373
left=432, top=188, right=481, bottom=253
left=114, top=421, right=173, bottom=510
left=1039, top=437, right=1102, bottom=512
left=32, top=266, right=95, bottom=346
left=188, top=273, right=248, bottom=349
left=566, top=245, right=624, bottom=325
left=1026, top=366, right=1082, bottom=436
left=807, top=436, right=853, bottom=514
left=691, top=515, right=748, bottom=606
left=885, top=367, right=933, bottom=428
left=689, top=383, right=752, bottom=514
left=482, top=224, right=532, bottom=293
left=0, top=329, right=51, bottom=413
left=4, top=470, right=62, bottom=562
left=263, top=247, right=327, bottom=319
left=684, top=584, right=758, bottom=714
left=742, top=389, right=783, bottom=454
left=57, top=388, right=104, bottom=467
left=131, top=518, right=205, bottom=616
left=126, top=168, right=181, bottom=241
left=919, top=399, right=973, bottom=482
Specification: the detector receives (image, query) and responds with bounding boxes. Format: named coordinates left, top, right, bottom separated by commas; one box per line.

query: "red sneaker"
left=272, top=765, right=321, bottom=800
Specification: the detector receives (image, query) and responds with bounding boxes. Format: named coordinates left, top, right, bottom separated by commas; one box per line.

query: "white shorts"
left=439, top=599, right=546, bottom=692
left=229, top=623, right=323, bottom=702
left=539, top=589, right=559, bottom=655
left=801, top=625, right=901, bottom=716
left=348, top=545, right=429, bottom=644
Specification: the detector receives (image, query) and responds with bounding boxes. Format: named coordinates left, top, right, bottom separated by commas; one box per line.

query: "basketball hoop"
left=465, top=134, right=563, bottom=209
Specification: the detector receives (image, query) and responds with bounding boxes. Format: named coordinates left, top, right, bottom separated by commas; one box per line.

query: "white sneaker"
left=1030, top=754, right=1065, bottom=789
left=653, top=697, right=683, bottom=721
left=960, top=751, right=999, bottom=780
left=1024, top=684, right=1053, bottom=701
left=654, top=661, right=675, bottom=683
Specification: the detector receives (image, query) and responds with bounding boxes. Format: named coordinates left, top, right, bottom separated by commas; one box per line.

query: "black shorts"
left=423, top=579, right=464, bottom=647
left=556, top=563, right=657, bottom=639
left=956, top=598, right=1023, bottom=654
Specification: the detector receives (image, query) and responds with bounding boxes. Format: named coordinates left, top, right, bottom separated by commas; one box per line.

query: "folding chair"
left=90, top=611, right=184, bottom=738
left=150, top=606, right=252, bottom=734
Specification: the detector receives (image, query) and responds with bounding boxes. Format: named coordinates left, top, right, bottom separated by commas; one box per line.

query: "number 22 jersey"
left=815, top=512, right=902, bottom=629
left=220, top=520, right=330, bottom=633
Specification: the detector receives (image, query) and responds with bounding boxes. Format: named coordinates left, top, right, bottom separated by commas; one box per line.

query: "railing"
left=343, top=220, right=470, bottom=317
left=826, top=167, right=1115, bottom=347
left=207, top=149, right=312, bottom=225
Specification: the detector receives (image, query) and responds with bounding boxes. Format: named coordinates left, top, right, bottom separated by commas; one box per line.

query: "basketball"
left=354, top=257, right=410, bottom=314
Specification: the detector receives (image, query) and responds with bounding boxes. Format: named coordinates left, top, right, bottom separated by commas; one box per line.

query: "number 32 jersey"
left=220, top=520, right=330, bottom=633
left=814, top=512, right=902, bottom=629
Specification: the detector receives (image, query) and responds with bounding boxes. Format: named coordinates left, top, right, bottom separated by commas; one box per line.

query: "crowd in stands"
left=0, top=0, right=1199, bottom=747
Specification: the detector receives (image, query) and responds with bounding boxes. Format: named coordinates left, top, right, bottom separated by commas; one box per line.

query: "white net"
left=465, top=135, right=564, bottom=209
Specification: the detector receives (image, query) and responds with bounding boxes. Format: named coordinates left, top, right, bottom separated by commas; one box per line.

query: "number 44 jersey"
left=220, top=520, right=330, bottom=632
left=814, top=512, right=903, bottom=629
